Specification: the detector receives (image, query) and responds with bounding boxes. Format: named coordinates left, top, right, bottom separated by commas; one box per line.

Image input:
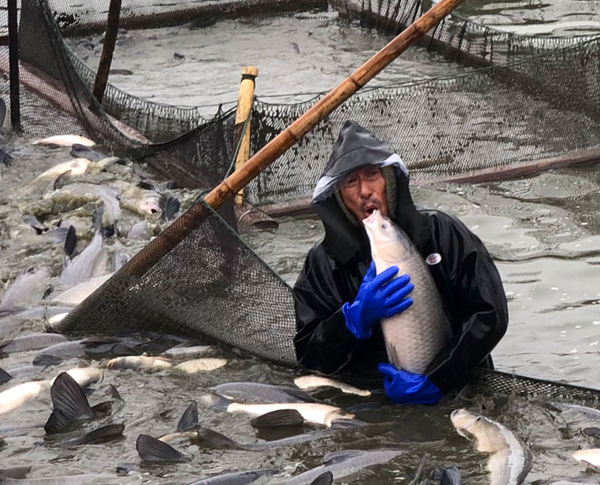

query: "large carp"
left=363, top=209, right=451, bottom=374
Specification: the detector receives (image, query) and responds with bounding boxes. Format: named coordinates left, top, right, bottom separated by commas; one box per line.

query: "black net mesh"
left=5, top=0, right=600, bottom=397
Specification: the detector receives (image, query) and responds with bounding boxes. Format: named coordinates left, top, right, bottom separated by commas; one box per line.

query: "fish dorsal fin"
left=284, top=387, right=322, bottom=403
left=136, top=434, right=190, bottom=463
left=440, top=466, right=461, bottom=485
left=45, top=372, right=94, bottom=434
left=310, top=471, right=334, bottom=485
left=79, top=423, right=124, bottom=444
left=177, top=401, right=198, bottom=432
left=0, top=367, right=12, bottom=385
left=251, top=409, right=304, bottom=428
left=323, top=450, right=363, bottom=465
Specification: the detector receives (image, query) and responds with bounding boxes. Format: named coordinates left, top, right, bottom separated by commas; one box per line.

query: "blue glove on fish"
left=342, top=262, right=414, bottom=340
left=378, top=363, right=443, bottom=405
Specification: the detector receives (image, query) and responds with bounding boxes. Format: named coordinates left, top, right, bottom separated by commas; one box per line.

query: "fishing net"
left=4, top=0, right=600, bottom=396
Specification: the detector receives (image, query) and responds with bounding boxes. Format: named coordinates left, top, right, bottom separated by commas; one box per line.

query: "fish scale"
left=363, top=210, right=452, bottom=374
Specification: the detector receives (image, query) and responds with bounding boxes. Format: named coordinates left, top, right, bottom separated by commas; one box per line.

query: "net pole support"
left=120, top=0, right=465, bottom=277
left=93, top=0, right=122, bottom=104
left=7, top=0, right=21, bottom=132
left=234, top=66, right=258, bottom=206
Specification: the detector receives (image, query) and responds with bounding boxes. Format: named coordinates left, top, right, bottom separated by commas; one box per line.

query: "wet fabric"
left=293, top=122, right=509, bottom=393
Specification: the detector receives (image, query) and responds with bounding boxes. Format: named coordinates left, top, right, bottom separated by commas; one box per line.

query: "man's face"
left=339, top=166, right=389, bottom=223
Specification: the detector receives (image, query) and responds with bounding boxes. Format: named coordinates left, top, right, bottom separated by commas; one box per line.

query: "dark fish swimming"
left=272, top=449, right=407, bottom=485
left=209, top=381, right=321, bottom=404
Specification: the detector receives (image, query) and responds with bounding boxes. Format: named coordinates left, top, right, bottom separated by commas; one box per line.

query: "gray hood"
left=312, top=120, right=430, bottom=264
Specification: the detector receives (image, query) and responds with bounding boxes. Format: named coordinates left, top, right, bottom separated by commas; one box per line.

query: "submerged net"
left=4, top=0, right=600, bottom=396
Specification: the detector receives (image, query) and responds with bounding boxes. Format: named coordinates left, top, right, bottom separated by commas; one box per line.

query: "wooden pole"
left=122, top=0, right=466, bottom=277
left=234, top=66, right=258, bottom=206
left=93, top=0, right=122, bottom=104
left=7, top=0, right=21, bottom=132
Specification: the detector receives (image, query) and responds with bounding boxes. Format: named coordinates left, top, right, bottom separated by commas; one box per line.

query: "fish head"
left=69, top=158, right=92, bottom=176
left=363, top=209, right=409, bottom=269
left=450, top=409, right=481, bottom=440
left=138, top=196, right=161, bottom=215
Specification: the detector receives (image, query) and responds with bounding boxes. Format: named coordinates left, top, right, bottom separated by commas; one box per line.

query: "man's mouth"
left=363, top=204, right=379, bottom=217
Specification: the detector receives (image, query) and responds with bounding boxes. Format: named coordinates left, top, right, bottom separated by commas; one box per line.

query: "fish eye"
left=381, top=222, right=389, bottom=229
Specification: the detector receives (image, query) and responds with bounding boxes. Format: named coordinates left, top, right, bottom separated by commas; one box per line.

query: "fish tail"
left=176, top=401, right=198, bottom=432
left=250, top=409, right=304, bottom=428
left=136, top=434, right=190, bottom=463
left=0, top=367, right=12, bottom=385
left=45, top=372, right=94, bottom=434
left=310, top=471, right=334, bottom=485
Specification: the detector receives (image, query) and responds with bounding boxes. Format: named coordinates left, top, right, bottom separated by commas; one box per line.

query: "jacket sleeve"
left=292, top=246, right=361, bottom=375
left=426, top=215, right=509, bottom=394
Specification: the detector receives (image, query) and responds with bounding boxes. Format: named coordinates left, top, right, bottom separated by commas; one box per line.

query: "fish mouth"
left=362, top=208, right=381, bottom=225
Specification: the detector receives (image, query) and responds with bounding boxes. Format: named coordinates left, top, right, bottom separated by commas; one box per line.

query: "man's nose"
left=359, top=180, right=372, bottom=198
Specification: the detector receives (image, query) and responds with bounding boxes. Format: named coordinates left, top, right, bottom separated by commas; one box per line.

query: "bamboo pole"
left=122, top=0, right=466, bottom=277
left=234, top=66, right=258, bottom=206
left=7, top=0, right=21, bottom=132
left=93, top=0, right=122, bottom=104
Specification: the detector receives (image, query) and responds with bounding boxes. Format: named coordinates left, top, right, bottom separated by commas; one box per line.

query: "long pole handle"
left=93, top=0, right=122, bottom=103
left=124, top=0, right=464, bottom=277
left=7, top=0, right=21, bottom=132
left=205, top=0, right=463, bottom=209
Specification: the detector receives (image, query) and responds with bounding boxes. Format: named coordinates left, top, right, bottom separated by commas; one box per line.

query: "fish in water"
left=451, top=409, right=532, bottom=485
left=45, top=372, right=112, bottom=433
left=573, top=449, right=600, bottom=467
left=53, top=274, right=113, bottom=306
left=209, top=381, right=321, bottom=403
left=294, top=375, right=371, bottom=397
left=50, top=183, right=122, bottom=225
left=60, top=208, right=106, bottom=287
left=107, top=355, right=173, bottom=372
left=127, top=220, right=153, bottom=240
left=52, top=366, right=103, bottom=388
left=0, top=333, right=67, bottom=354
left=164, top=418, right=366, bottom=451
left=272, top=449, right=407, bottom=485
left=0, top=380, right=51, bottom=415
left=32, top=134, right=96, bottom=148
left=551, top=403, right=600, bottom=421
left=27, top=158, right=92, bottom=190
left=0, top=267, right=50, bottom=312
left=184, top=470, right=277, bottom=485
left=70, top=144, right=105, bottom=161
left=198, top=393, right=354, bottom=427
left=363, top=209, right=452, bottom=374
left=0, top=473, right=141, bottom=484
left=163, top=344, right=213, bottom=359
left=172, top=358, right=227, bottom=374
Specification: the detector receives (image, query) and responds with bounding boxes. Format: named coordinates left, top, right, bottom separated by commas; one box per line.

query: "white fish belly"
left=378, top=253, right=451, bottom=374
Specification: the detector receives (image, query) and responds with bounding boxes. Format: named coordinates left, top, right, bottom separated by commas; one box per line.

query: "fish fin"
left=196, top=427, right=242, bottom=449
left=176, top=401, right=198, bottom=432
left=53, top=170, right=72, bottom=191
left=197, top=392, right=232, bottom=411
left=440, top=467, right=461, bottom=485
left=322, top=450, right=363, bottom=465
left=345, top=402, right=381, bottom=413
left=250, top=409, right=304, bottom=428
left=91, top=401, right=113, bottom=417
left=33, top=354, right=63, bottom=366
left=0, top=367, right=12, bottom=385
left=110, top=343, right=142, bottom=356
left=108, top=384, right=123, bottom=401
left=64, top=226, right=77, bottom=257
left=92, top=207, right=104, bottom=232
left=81, top=336, right=121, bottom=346
left=136, top=434, right=190, bottom=463
left=283, top=388, right=322, bottom=403
left=80, top=423, right=124, bottom=444
left=329, top=418, right=368, bottom=429
left=0, top=339, right=13, bottom=351
left=45, top=372, right=94, bottom=433
left=0, top=465, right=32, bottom=479
left=310, top=471, right=334, bottom=485
left=162, top=196, right=180, bottom=222
left=136, top=180, right=155, bottom=191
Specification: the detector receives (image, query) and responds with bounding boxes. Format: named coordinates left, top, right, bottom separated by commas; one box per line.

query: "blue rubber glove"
left=342, top=262, right=414, bottom=340
left=378, top=363, right=443, bottom=405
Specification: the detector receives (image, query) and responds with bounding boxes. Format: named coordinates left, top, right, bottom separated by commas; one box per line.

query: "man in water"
left=293, top=120, right=508, bottom=404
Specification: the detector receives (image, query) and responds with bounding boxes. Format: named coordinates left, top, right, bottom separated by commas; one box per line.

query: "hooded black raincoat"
left=293, top=121, right=508, bottom=393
